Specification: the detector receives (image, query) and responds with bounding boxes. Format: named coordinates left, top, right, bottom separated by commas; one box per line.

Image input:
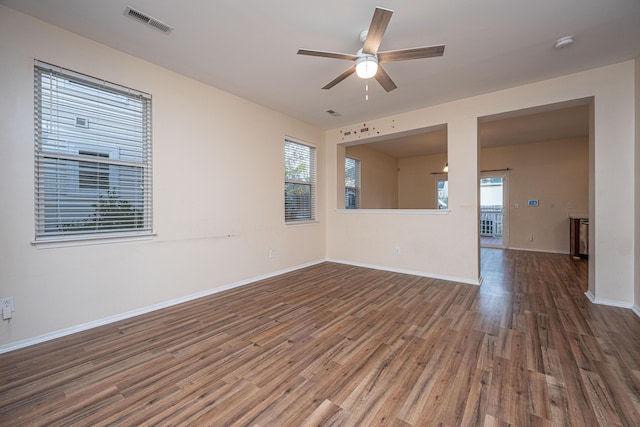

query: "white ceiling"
left=479, top=102, right=590, bottom=148
left=2, top=0, right=638, bottom=133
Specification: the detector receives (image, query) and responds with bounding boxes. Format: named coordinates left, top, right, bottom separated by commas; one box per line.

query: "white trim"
left=480, top=170, right=510, bottom=248
left=284, top=138, right=317, bottom=224
left=285, top=220, right=319, bottom=227
left=335, top=209, right=450, bottom=215
left=33, top=233, right=155, bottom=249
left=584, top=291, right=633, bottom=308
left=326, top=258, right=480, bottom=286
left=0, top=259, right=324, bottom=355
left=632, top=305, right=640, bottom=318
left=35, top=59, right=151, bottom=99
left=507, top=246, right=569, bottom=255
left=284, top=135, right=316, bottom=149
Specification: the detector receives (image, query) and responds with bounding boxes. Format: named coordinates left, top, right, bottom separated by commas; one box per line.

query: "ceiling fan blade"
left=322, top=65, right=357, bottom=90
left=362, top=7, right=393, bottom=55
left=375, top=65, right=397, bottom=92
left=297, top=49, right=358, bottom=61
left=378, top=45, right=445, bottom=62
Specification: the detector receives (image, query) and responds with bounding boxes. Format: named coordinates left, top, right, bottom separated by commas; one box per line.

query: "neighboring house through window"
left=34, top=61, right=152, bottom=241
left=78, top=150, right=110, bottom=191
left=345, top=157, right=360, bottom=209
left=284, top=139, right=316, bottom=223
left=436, top=174, right=449, bottom=209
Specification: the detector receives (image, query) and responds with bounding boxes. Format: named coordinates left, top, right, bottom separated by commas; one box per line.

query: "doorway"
left=480, top=171, right=508, bottom=248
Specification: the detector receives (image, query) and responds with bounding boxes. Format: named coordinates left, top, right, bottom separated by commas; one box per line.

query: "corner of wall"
left=635, top=56, right=640, bottom=308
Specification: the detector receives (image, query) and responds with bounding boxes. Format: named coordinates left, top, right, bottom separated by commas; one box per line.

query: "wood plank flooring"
left=1, top=249, right=639, bottom=426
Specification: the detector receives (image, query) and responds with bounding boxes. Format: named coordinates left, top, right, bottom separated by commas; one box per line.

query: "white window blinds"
left=34, top=61, right=152, bottom=241
left=284, top=139, right=316, bottom=223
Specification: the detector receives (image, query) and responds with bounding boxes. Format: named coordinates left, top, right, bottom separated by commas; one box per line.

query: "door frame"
left=480, top=171, right=509, bottom=248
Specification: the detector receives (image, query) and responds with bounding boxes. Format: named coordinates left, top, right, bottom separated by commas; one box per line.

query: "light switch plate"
left=1, top=297, right=14, bottom=312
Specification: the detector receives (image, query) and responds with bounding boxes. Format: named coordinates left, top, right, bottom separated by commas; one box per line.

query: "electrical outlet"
left=528, top=234, right=533, bottom=241
left=394, top=247, right=401, bottom=255
left=268, top=249, right=276, bottom=259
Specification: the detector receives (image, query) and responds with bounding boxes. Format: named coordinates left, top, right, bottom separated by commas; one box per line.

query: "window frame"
left=284, top=138, right=317, bottom=224
left=345, top=156, right=360, bottom=209
left=70, top=142, right=120, bottom=193
left=33, top=60, right=153, bottom=246
left=435, top=173, right=449, bottom=210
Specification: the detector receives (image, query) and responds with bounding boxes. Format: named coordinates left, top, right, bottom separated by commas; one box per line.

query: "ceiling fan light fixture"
left=355, top=55, right=378, bottom=79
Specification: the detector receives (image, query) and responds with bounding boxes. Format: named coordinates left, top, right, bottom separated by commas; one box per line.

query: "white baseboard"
left=0, top=259, right=325, bottom=355
left=326, top=258, right=481, bottom=286
left=584, top=290, right=633, bottom=309
left=507, top=246, right=569, bottom=255
left=632, top=305, right=640, bottom=318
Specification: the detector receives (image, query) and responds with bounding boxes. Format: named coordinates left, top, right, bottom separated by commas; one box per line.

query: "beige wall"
left=326, top=61, right=636, bottom=305
left=389, top=137, right=590, bottom=251
left=0, top=7, right=325, bottom=348
left=343, top=146, right=448, bottom=210
left=481, top=138, right=589, bottom=253
left=398, top=153, right=447, bottom=209
left=345, top=145, right=398, bottom=209
left=635, top=56, right=640, bottom=314
left=1, top=6, right=638, bottom=349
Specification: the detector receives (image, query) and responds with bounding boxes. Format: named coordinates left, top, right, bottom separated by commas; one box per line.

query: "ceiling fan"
left=297, top=7, right=445, bottom=92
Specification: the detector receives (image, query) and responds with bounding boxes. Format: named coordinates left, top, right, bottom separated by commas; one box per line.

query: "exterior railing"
left=480, top=205, right=503, bottom=237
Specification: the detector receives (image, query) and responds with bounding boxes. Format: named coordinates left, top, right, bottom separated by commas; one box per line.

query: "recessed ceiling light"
left=554, top=36, right=574, bottom=49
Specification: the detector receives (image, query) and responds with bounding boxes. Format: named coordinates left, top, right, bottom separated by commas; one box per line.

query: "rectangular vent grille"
left=326, top=109, right=342, bottom=117
left=75, top=117, right=89, bottom=128
left=124, top=6, right=173, bottom=34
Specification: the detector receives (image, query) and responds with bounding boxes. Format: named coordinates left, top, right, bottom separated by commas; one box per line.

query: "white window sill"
left=285, top=220, right=319, bottom=227
left=32, top=232, right=155, bottom=249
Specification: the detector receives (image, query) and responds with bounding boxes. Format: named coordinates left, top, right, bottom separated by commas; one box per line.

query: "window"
left=339, top=124, right=448, bottom=210
left=284, top=139, right=316, bottom=223
left=345, top=157, right=360, bottom=209
left=34, top=61, right=152, bottom=241
left=436, top=175, right=448, bottom=209
left=78, top=151, right=110, bottom=190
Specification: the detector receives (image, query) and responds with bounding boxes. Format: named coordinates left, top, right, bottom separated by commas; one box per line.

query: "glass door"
left=480, top=172, right=509, bottom=247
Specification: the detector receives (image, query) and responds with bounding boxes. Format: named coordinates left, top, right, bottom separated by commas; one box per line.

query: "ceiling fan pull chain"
left=365, top=80, right=369, bottom=101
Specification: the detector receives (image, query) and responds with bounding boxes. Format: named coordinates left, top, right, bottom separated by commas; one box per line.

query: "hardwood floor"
left=1, top=249, right=639, bottom=426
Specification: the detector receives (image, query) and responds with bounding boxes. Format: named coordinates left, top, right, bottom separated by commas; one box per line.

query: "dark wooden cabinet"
left=570, top=217, right=588, bottom=258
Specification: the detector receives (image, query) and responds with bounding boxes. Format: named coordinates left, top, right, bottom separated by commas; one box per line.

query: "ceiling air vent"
left=124, top=6, right=173, bottom=34
left=326, top=109, right=342, bottom=118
